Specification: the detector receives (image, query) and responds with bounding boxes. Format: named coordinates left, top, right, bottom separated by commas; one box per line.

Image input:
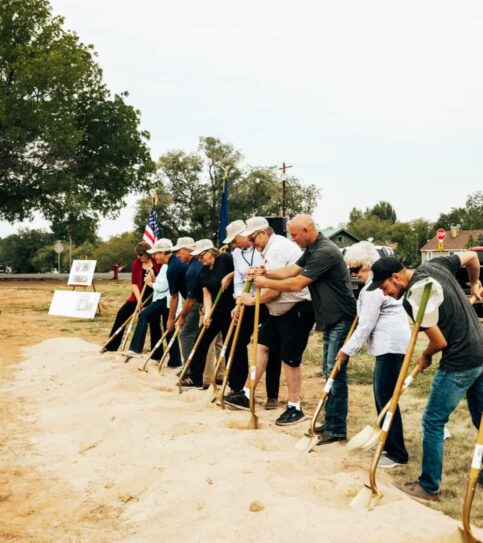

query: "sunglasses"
left=349, top=265, right=362, bottom=275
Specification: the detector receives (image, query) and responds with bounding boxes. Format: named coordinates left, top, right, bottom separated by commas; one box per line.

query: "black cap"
left=367, top=256, right=404, bottom=291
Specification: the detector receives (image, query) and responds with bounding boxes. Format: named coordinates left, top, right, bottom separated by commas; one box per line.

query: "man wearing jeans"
left=368, top=252, right=483, bottom=501
left=253, top=214, right=356, bottom=442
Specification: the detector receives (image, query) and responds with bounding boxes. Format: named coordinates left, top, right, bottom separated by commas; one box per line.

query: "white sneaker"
left=377, top=455, right=402, bottom=469
left=123, top=350, right=141, bottom=358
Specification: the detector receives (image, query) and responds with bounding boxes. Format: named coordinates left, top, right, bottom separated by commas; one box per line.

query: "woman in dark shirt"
left=180, top=239, right=239, bottom=388
left=105, top=242, right=160, bottom=351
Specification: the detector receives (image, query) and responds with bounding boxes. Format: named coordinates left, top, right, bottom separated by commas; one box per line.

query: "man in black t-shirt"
left=253, top=214, right=356, bottom=442
left=368, top=252, right=483, bottom=501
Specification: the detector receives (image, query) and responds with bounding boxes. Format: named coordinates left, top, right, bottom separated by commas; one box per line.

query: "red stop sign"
left=436, top=228, right=446, bottom=241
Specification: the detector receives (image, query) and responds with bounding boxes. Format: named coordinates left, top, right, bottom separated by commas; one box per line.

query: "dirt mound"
left=1, top=337, right=480, bottom=542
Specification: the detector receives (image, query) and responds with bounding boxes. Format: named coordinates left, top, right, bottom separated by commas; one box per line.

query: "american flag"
left=143, top=206, right=160, bottom=247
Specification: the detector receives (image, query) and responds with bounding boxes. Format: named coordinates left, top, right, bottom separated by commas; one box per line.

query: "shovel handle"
left=178, top=285, right=225, bottom=392
left=461, top=414, right=483, bottom=542
left=308, top=316, right=359, bottom=434
left=369, top=281, right=433, bottom=494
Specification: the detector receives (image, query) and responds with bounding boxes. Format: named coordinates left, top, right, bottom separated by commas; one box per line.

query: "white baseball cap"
left=191, top=239, right=215, bottom=256
left=223, top=220, right=246, bottom=244
left=172, top=237, right=195, bottom=251
left=147, top=238, right=173, bottom=254
left=406, top=277, right=444, bottom=327
left=240, top=217, right=269, bottom=237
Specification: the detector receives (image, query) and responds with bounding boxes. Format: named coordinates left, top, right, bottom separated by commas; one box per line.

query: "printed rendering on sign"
left=67, top=260, right=97, bottom=287
left=49, top=291, right=100, bottom=319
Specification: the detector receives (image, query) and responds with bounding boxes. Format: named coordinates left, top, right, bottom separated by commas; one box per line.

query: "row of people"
left=105, top=214, right=483, bottom=502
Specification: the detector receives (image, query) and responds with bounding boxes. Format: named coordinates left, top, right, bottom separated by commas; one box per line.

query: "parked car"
left=455, top=247, right=483, bottom=318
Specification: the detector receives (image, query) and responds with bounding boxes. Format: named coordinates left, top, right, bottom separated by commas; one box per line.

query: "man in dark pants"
left=222, top=220, right=282, bottom=407
left=368, top=252, right=483, bottom=501
left=253, top=214, right=356, bottom=442
left=157, top=240, right=188, bottom=367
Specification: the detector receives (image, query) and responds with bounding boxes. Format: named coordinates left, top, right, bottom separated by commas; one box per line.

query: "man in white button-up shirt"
left=221, top=220, right=282, bottom=408
left=226, top=217, right=314, bottom=426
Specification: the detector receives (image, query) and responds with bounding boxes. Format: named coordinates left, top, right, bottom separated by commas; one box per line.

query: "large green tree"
left=435, top=191, right=483, bottom=230
left=133, top=137, right=320, bottom=242
left=0, top=0, right=154, bottom=227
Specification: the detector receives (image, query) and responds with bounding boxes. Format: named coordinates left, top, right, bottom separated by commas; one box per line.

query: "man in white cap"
left=172, top=237, right=203, bottom=362
left=367, top=252, right=483, bottom=501
left=222, top=219, right=282, bottom=407
left=124, top=239, right=181, bottom=363
left=226, top=217, right=314, bottom=426
left=252, top=214, right=357, bottom=443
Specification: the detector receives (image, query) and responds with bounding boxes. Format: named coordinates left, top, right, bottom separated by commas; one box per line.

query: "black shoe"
left=224, top=392, right=250, bottom=411
left=167, top=363, right=182, bottom=368
left=275, top=406, right=306, bottom=426
left=316, top=432, right=347, bottom=445
left=314, top=424, right=325, bottom=435
left=478, top=470, right=483, bottom=488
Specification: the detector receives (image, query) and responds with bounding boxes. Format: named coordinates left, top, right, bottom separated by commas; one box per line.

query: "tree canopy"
left=134, top=137, right=320, bottom=242
left=0, top=0, right=154, bottom=228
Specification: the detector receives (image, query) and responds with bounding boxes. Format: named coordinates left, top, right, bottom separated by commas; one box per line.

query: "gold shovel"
left=350, top=280, right=433, bottom=510
left=137, top=326, right=171, bottom=373
left=120, top=282, right=149, bottom=361
left=219, top=303, right=247, bottom=409
left=99, top=292, right=152, bottom=354
left=246, top=287, right=261, bottom=430
left=157, top=326, right=181, bottom=374
left=207, top=281, right=251, bottom=404
left=295, top=316, right=359, bottom=453
left=346, top=365, right=421, bottom=452
left=177, top=286, right=224, bottom=393
left=457, top=414, right=483, bottom=543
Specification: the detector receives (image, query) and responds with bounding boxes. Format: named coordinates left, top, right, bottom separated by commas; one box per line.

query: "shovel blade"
left=362, top=428, right=381, bottom=451
left=295, top=432, right=318, bottom=453
left=247, top=413, right=259, bottom=430
left=346, top=425, right=378, bottom=451
left=350, top=484, right=383, bottom=510
left=457, top=527, right=481, bottom=543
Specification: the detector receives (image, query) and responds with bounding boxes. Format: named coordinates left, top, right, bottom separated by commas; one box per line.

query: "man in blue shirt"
left=172, top=237, right=203, bottom=363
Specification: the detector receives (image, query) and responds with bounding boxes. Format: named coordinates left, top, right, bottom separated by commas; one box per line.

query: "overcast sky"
left=2, top=0, right=483, bottom=239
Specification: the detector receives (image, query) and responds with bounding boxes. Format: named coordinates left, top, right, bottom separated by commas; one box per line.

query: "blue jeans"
left=322, top=319, right=352, bottom=436
left=374, top=353, right=408, bottom=464
left=420, top=364, right=483, bottom=494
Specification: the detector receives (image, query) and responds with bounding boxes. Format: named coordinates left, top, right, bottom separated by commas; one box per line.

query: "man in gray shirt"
left=253, top=214, right=356, bottom=443
left=368, top=252, right=483, bottom=501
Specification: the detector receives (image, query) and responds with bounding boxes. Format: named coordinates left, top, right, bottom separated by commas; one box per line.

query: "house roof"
left=321, top=227, right=359, bottom=242
left=421, top=229, right=483, bottom=251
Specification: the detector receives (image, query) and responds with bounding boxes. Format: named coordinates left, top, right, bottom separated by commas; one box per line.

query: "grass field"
left=1, top=278, right=481, bottom=527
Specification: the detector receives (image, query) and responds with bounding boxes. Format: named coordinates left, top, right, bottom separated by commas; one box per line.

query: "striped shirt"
left=262, top=234, right=311, bottom=316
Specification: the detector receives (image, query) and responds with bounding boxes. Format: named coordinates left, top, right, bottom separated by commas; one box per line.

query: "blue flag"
left=218, top=179, right=229, bottom=246
left=143, top=206, right=160, bottom=247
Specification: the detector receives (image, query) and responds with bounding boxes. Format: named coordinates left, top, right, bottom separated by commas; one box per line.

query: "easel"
left=68, top=258, right=101, bottom=314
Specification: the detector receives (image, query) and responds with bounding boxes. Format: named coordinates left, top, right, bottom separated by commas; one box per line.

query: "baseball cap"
left=223, top=220, right=246, bottom=244
left=147, top=238, right=173, bottom=254
left=172, top=237, right=195, bottom=251
left=367, top=257, right=404, bottom=291
left=240, top=217, right=269, bottom=237
left=406, top=277, right=444, bottom=327
left=191, top=239, right=215, bottom=256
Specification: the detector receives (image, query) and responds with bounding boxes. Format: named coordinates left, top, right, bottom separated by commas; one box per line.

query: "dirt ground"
left=0, top=281, right=481, bottom=542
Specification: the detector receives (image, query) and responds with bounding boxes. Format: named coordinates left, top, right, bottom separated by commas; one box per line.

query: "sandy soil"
left=1, top=333, right=481, bottom=543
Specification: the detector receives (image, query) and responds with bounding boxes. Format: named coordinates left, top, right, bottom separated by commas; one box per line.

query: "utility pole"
left=279, top=162, right=292, bottom=217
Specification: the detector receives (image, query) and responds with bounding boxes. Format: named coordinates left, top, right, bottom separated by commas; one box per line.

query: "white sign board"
left=49, top=290, right=100, bottom=319
left=68, top=260, right=97, bottom=287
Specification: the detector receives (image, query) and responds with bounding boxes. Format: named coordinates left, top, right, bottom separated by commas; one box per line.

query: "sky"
left=2, top=0, right=483, bottom=239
